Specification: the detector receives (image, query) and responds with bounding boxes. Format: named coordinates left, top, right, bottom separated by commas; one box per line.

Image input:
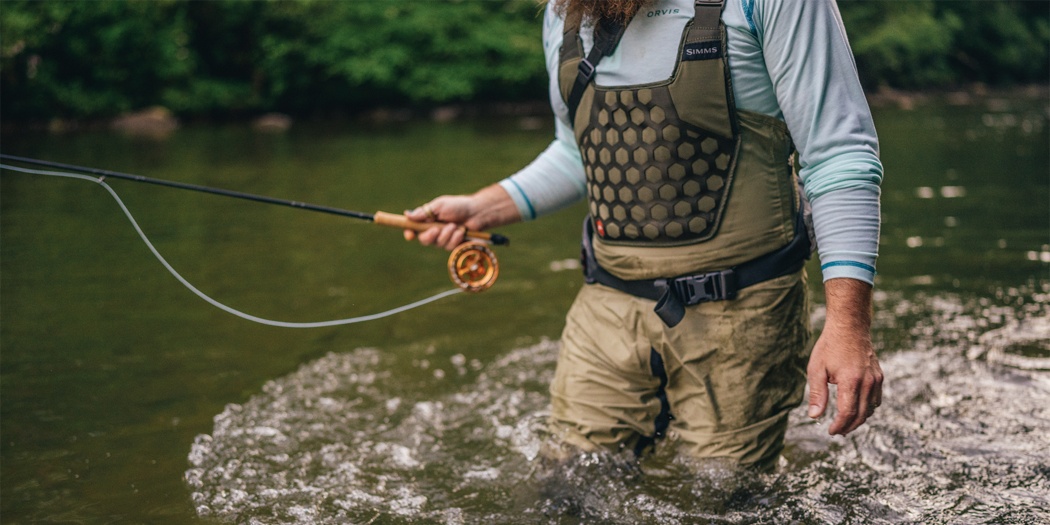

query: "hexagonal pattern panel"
left=578, top=85, right=736, bottom=245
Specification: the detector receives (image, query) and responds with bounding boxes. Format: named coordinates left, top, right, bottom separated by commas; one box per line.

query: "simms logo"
left=683, top=41, right=721, bottom=61
left=646, top=8, right=680, bottom=17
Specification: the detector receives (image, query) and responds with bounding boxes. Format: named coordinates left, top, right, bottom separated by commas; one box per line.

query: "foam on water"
left=186, top=340, right=559, bottom=524
left=187, top=292, right=1050, bottom=524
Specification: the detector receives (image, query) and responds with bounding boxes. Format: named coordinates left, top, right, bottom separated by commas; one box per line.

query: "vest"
left=559, top=0, right=802, bottom=280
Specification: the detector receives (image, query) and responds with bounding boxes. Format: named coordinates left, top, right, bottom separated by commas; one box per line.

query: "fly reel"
left=448, top=241, right=499, bottom=293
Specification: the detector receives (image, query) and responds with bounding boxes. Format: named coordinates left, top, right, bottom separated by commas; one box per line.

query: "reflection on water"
left=186, top=288, right=1050, bottom=524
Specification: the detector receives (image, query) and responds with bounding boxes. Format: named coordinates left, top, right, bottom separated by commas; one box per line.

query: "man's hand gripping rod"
left=372, top=211, right=504, bottom=293
left=371, top=211, right=508, bottom=246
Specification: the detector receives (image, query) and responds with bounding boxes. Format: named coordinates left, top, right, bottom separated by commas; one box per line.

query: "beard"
left=551, top=0, right=655, bottom=24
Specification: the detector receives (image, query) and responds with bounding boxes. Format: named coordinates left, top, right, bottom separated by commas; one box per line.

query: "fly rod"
left=1, top=154, right=505, bottom=293
left=0, top=154, right=508, bottom=246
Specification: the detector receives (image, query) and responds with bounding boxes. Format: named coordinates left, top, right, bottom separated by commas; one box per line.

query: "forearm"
left=466, top=183, right=523, bottom=231
left=823, top=277, right=873, bottom=333
left=499, top=124, right=588, bottom=221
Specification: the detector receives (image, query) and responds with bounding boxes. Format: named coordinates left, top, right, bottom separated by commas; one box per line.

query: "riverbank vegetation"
left=1, top=0, right=1047, bottom=123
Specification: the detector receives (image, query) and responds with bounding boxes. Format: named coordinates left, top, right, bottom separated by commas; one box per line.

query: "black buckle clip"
left=578, top=58, right=596, bottom=80
left=671, top=270, right=736, bottom=305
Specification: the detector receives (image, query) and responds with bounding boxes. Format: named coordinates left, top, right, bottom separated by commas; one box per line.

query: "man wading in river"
left=406, top=0, right=884, bottom=470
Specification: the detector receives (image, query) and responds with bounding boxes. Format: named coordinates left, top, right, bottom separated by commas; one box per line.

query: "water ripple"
left=187, top=293, right=1050, bottom=524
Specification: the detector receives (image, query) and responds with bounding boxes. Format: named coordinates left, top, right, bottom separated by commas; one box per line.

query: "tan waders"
left=551, top=270, right=809, bottom=470
left=550, top=0, right=812, bottom=469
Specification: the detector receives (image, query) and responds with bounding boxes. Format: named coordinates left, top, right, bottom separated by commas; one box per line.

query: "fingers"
left=434, top=221, right=466, bottom=249
left=807, top=322, right=884, bottom=436
left=404, top=216, right=464, bottom=251
left=403, top=205, right=430, bottom=222
left=828, top=376, right=866, bottom=435
left=827, top=368, right=883, bottom=436
left=402, top=196, right=477, bottom=250
left=403, top=202, right=445, bottom=248
left=405, top=203, right=437, bottom=223
left=808, top=343, right=884, bottom=436
left=807, top=358, right=829, bottom=420
left=872, top=361, right=884, bottom=409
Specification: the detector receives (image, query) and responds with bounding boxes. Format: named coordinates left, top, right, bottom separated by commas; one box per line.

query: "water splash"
left=186, top=341, right=559, bottom=524
left=187, top=292, right=1050, bottom=524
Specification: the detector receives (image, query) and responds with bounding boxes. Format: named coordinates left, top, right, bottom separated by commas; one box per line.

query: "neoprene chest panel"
left=580, top=87, right=735, bottom=244
left=559, top=0, right=740, bottom=247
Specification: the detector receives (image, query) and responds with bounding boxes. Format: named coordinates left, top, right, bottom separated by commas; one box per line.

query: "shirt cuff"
left=498, top=178, right=537, bottom=221
left=819, top=259, right=876, bottom=285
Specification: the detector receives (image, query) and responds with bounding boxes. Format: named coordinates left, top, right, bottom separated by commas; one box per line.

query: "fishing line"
left=1, top=162, right=463, bottom=328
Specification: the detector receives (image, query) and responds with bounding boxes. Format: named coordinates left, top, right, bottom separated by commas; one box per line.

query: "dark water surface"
left=2, top=95, right=1048, bottom=524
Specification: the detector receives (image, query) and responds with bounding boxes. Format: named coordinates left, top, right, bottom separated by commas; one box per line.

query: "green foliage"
left=1, top=0, right=1046, bottom=121
left=944, top=1, right=1050, bottom=85
left=249, top=0, right=544, bottom=111
left=2, top=0, right=195, bottom=117
left=840, top=0, right=1049, bottom=89
left=1, top=0, right=545, bottom=120
left=841, top=1, right=961, bottom=87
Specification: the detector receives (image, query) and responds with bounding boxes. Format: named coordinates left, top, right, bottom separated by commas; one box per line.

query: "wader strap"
left=581, top=211, right=812, bottom=328
left=693, top=0, right=726, bottom=30
left=566, top=17, right=628, bottom=123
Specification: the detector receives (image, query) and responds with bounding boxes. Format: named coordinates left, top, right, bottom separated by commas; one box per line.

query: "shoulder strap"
left=565, top=16, right=627, bottom=123
left=692, top=0, right=725, bottom=30
left=565, top=1, right=724, bottom=123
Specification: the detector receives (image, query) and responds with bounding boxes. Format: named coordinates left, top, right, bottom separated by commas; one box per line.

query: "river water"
left=1, top=93, right=1047, bottom=524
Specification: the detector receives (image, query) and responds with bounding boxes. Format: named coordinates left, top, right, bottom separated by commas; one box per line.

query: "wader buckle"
left=664, top=270, right=737, bottom=306
left=653, top=270, right=737, bottom=328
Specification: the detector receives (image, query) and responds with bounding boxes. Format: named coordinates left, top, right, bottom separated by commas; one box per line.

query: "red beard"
left=550, top=0, right=654, bottom=24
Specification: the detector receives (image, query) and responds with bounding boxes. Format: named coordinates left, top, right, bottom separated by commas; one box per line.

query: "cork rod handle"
left=373, top=211, right=496, bottom=243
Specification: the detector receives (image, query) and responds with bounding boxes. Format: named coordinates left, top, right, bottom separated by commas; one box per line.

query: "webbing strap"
left=581, top=209, right=812, bottom=328
left=566, top=16, right=627, bottom=123
left=693, top=0, right=725, bottom=30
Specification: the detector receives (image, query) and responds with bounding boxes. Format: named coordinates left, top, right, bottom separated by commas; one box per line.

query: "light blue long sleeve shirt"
left=500, top=0, right=883, bottom=283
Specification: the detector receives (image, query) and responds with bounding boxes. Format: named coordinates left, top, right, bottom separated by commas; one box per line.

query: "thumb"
left=807, top=364, right=829, bottom=419
left=404, top=206, right=429, bottom=222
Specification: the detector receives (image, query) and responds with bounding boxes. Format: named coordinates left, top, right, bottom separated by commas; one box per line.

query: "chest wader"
left=560, top=0, right=811, bottom=327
